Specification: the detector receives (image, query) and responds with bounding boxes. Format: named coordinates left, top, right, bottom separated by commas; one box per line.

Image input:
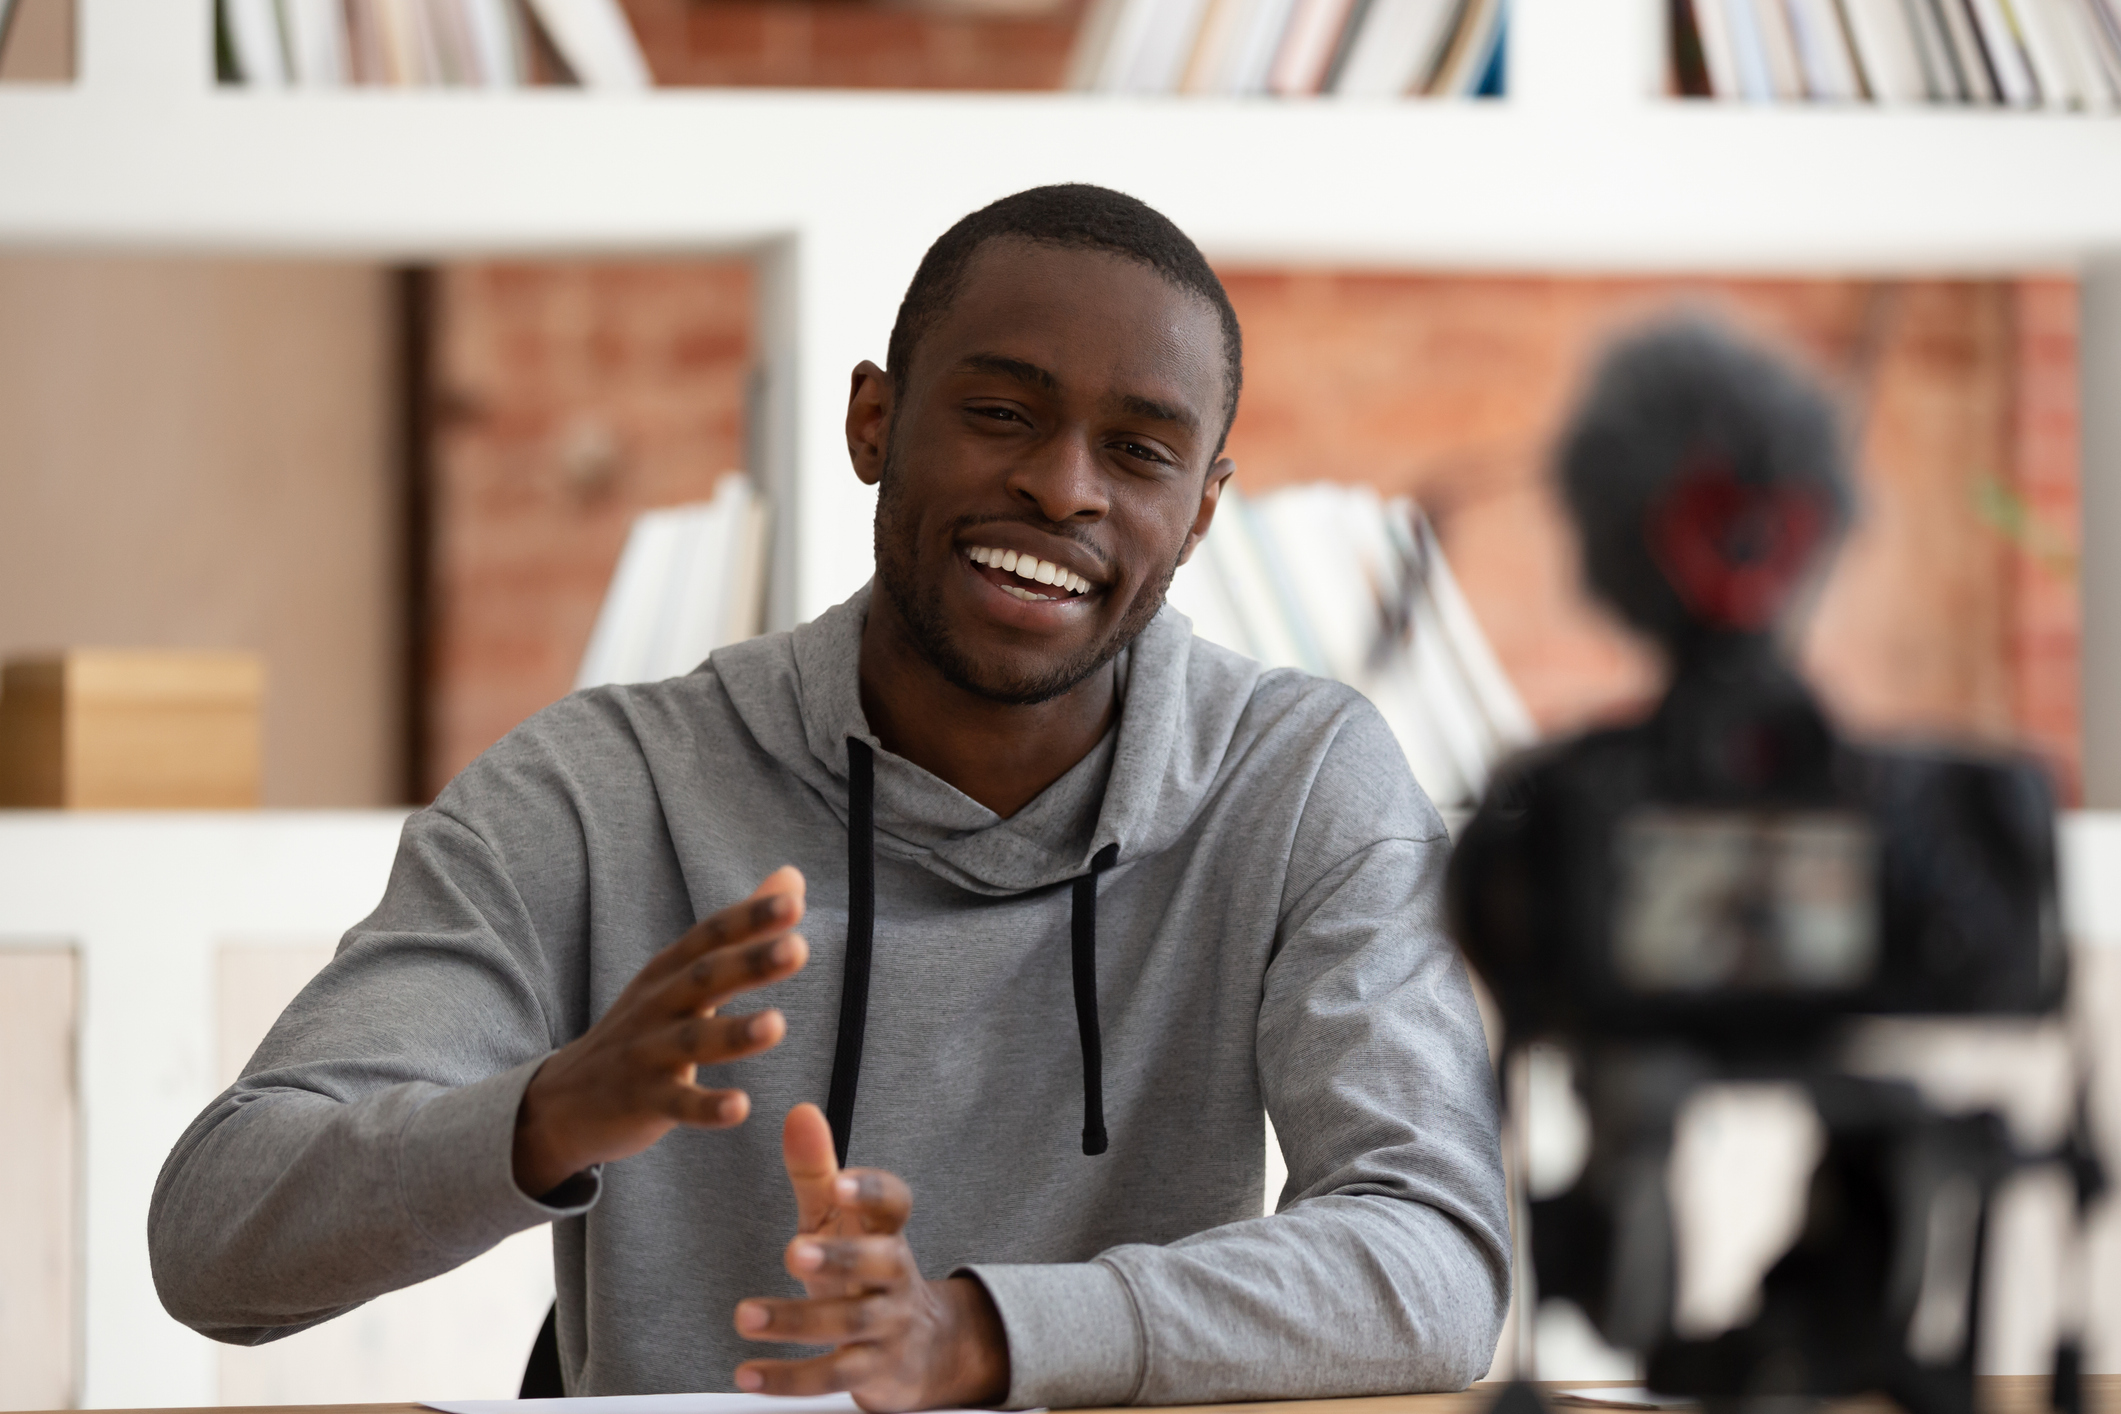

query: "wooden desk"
left=40, top=1376, right=2117, bottom=1414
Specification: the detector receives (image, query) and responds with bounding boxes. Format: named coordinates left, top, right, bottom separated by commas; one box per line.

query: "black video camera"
left=1447, top=320, right=2080, bottom=1414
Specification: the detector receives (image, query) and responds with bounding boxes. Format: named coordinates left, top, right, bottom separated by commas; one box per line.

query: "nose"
left=1006, top=430, right=1109, bottom=526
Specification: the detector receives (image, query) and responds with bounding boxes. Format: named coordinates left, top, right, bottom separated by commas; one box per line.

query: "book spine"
left=1934, top=0, right=2002, bottom=100
left=2005, top=0, right=2078, bottom=103
left=1722, top=0, right=1781, bottom=96
left=1688, top=0, right=1744, bottom=94
left=1672, top=0, right=1719, bottom=93
left=1963, top=0, right=2040, bottom=101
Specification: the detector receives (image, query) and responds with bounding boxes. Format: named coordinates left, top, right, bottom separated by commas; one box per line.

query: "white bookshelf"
left=3, top=0, right=2117, bottom=646
left=7, top=0, right=2121, bottom=646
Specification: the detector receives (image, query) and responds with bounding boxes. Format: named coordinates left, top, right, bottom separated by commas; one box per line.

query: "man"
left=151, top=185, right=1508, bottom=1412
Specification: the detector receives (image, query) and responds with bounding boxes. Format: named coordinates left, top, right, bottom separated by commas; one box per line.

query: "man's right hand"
left=511, top=866, right=810, bottom=1198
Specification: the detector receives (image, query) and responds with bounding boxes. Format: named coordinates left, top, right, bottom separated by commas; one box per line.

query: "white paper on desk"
left=1552, top=1389, right=1700, bottom=1411
left=425, top=1395, right=1018, bottom=1414
left=427, top=1396, right=862, bottom=1414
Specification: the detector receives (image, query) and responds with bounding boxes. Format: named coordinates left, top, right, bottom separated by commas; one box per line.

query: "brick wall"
left=1220, top=271, right=2081, bottom=797
left=616, top=0, right=1084, bottom=89
left=427, top=263, right=2081, bottom=801
left=428, top=261, right=754, bottom=793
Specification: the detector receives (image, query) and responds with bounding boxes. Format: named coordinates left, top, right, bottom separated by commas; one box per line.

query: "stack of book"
left=216, top=0, right=649, bottom=88
left=1675, top=0, right=2121, bottom=106
left=1165, top=482, right=1534, bottom=808
left=574, top=474, right=773, bottom=691
left=1068, top=0, right=1507, bottom=97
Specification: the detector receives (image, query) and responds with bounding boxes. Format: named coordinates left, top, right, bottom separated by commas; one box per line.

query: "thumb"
left=783, top=1102, right=840, bottom=1233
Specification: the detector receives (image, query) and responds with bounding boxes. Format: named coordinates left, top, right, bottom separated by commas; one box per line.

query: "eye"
left=1112, top=439, right=1171, bottom=467
left=967, top=403, right=1027, bottom=425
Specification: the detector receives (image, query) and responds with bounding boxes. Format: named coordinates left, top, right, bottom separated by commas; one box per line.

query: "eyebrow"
left=956, top=353, right=1058, bottom=392
left=956, top=352, right=1202, bottom=433
left=1121, top=394, right=1198, bottom=432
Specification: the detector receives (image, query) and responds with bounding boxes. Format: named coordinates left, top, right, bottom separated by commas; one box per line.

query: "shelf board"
left=1, top=88, right=2117, bottom=271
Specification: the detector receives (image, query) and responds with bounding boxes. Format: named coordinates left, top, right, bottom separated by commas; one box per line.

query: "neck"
left=857, top=589, right=1117, bottom=819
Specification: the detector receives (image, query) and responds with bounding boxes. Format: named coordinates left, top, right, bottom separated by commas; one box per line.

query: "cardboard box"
left=0, top=650, right=264, bottom=808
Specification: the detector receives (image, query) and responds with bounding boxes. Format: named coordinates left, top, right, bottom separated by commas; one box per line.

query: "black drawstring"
left=820, top=736, right=1119, bottom=1163
left=824, top=739, right=875, bottom=1167
left=1072, top=842, right=1120, bottom=1155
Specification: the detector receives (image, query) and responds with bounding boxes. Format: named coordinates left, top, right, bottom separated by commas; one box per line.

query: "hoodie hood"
left=712, top=582, right=1263, bottom=895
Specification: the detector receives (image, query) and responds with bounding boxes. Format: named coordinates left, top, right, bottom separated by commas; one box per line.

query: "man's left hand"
left=733, top=1104, right=1011, bottom=1412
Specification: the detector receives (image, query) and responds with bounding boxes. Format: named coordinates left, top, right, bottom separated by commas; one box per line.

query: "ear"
left=846, top=360, right=892, bottom=487
left=1176, top=457, right=1236, bottom=567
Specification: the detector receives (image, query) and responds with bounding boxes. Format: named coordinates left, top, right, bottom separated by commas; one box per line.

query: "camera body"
left=1453, top=653, right=2065, bottom=1050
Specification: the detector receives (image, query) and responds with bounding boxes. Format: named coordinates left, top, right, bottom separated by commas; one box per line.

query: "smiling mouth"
left=965, top=544, right=1097, bottom=604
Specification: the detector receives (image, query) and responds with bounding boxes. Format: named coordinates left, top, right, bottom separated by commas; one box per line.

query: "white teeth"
left=1000, top=583, right=1045, bottom=603
left=967, top=544, right=1095, bottom=597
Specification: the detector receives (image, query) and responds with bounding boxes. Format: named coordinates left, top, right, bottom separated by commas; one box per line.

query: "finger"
left=829, top=1168, right=913, bottom=1235
left=784, top=1102, right=842, bottom=1233
left=785, top=1234, right=916, bottom=1288
left=733, top=1293, right=900, bottom=1345
left=646, top=1009, right=786, bottom=1070
left=658, top=929, right=809, bottom=1018
left=734, top=1347, right=882, bottom=1398
left=637, top=868, right=808, bottom=987
left=662, top=1085, right=750, bottom=1129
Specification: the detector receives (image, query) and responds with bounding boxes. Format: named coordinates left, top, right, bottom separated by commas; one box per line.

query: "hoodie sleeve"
left=968, top=699, right=1511, bottom=1407
left=148, top=751, right=605, bottom=1343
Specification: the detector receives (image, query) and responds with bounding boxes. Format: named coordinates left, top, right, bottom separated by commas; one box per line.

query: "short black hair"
left=885, top=184, right=1244, bottom=456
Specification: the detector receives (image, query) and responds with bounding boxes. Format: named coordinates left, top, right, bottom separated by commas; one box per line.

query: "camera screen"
left=1612, top=809, right=1878, bottom=994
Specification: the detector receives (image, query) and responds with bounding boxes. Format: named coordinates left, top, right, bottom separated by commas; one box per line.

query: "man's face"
left=862, top=239, right=1232, bottom=706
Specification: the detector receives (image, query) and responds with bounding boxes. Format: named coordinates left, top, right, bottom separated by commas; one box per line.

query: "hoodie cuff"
left=958, top=1261, right=1145, bottom=1409
left=398, top=1055, right=601, bottom=1256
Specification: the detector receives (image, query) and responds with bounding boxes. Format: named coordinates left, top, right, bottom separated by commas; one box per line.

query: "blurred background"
left=0, top=0, right=2115, bottom=1409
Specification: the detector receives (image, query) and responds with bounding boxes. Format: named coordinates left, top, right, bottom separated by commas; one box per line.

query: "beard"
left=871, top=440, right=1181, bottom=707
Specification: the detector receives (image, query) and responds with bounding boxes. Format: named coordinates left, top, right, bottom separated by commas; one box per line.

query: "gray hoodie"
left=149, top=587, right=1509, bottom=1408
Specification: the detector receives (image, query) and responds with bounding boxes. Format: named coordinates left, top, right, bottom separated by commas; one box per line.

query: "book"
left=1221, top=0, right=1306, bottom=90
left=224, top=0, right=290, bottom=86
left=1723, top=0, right=1781, bottom=96
left=280, top=0, right=348, bottom=85
left=1334, top=0, right=1462, bottom=97
left=1178, top=0, right=1252, bottom=90
left=1319, top=0, right=1381, bottom=89
left=1932, top=0, right=2001, bottom=99
left=1428, top=0, right=1504, bottom=93
left=522, top=0, right=650, bottom=88
left=1964, top=0, right=2039, bottom=100
left=575, top=475, right=771, bottom=690
left=1671, top=0, right=1717, bottom=95
left=2006, top=0, right=2079, bottom=102
left=1900, top=0, right=1966, bottom=95
left=1840, top=0, right=1931, bottom=99
left=2068, top=0, right=2121, bottom=98
left=1785, top=0, right=1864, bottom=95
left=1065, top=0, right=1129, bottom=86
left=1687, top=0, right=1745, bottom=95
left=1267, top=0, right=1361, bottom=94
left=1128, top=0, right=1218, bottom=92
left=1752, top=0, right=1812, bottom=96
left=1077, top=0, right=1165, bottom=89
left=463, top=0, right=528, bottom=85
left=1163, top=482, right=1533, bottom=807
